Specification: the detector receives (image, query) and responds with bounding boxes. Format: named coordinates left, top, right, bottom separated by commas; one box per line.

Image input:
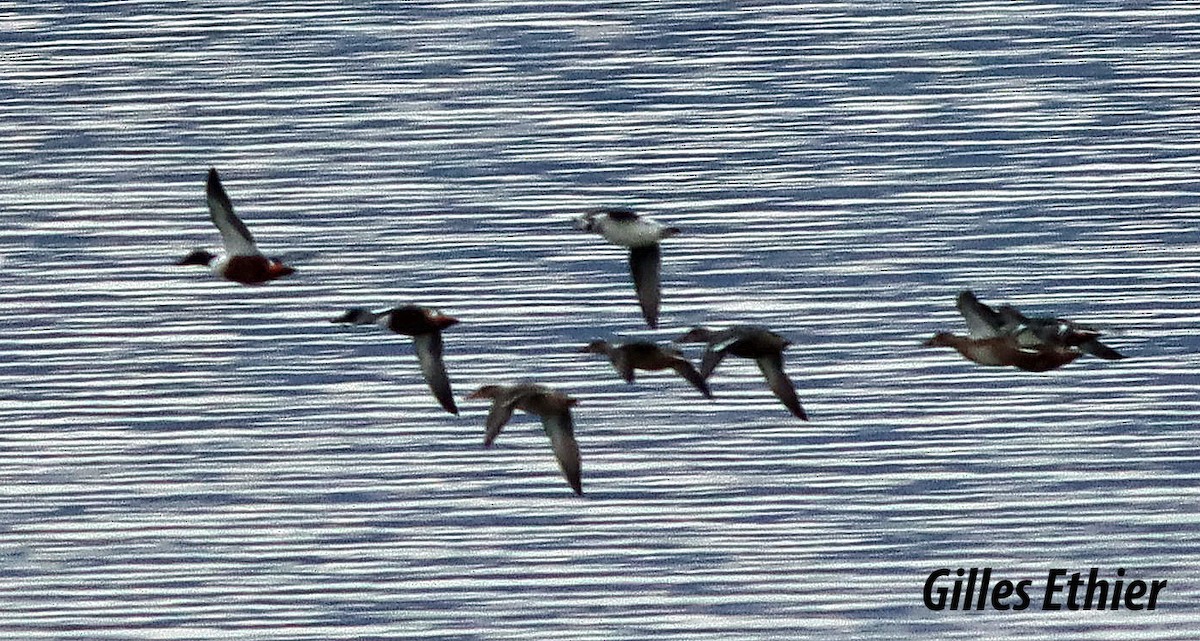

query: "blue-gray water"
left=2, top=2, right=1199, bottom=639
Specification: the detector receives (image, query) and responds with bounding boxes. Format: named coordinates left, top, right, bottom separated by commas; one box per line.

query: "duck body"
left=923, top=332, right=1082, bottom=372
left=178, top=253, right=294, bottom=285
left=581, top=339, right=712, bottom=399
left=177, top=168, right=295, bottom=285
left=576, top=208, right=677, bottom=248
left=467, top=383, right=582, bottom=496
left=676, top=325, right=807, bottom=420
left=331, top=304, right=460, bottom=414
left=575, top=208, right=680, bottom=329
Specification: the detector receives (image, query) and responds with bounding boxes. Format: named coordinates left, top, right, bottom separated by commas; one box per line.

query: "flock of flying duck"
left=178, top=168, right=1126, bottom=496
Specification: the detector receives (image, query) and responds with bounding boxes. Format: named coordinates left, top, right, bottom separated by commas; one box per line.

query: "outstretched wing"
left=670, top=359, right=713, bottom=399
left=995, top=304, right=1031, bottom=328
left=483, top=395, right=520, bottom=447
left=756, top=354, right=808, bottom=421
left=413, top=332, right=457, bottom=415
left=699, top=346, right=728, bottom=380
left=206, top=168, right=260, bottom=256
left=541, top=410, right=582, bottom=496
left=1079, top=338, right=1125, bottom=360
left=628, top=244, right=662, bottom=329
left=955, top=290, right=1004, bottom=339
left=611, top=350, right=636, bottom=383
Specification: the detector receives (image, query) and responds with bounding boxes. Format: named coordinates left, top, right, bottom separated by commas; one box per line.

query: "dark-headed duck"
left=332, top=304, right=460, bottom=414
left=467, top=383, right=582, bottom=496
left=575, top=208, right=680, bottom=329
left=581, top=339, right=712, bottom=399
left=676, top=325, right=808, bottom=420
left=177, top=168, right=295, bottom=285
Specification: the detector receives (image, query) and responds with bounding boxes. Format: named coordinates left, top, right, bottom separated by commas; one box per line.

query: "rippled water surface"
left=2, top=1, right=1199, bottom=639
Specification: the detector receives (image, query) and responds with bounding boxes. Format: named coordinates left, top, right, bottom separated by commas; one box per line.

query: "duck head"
left=330, top=308, right=377, bottom=325
left=466, top=385, right=504, bottom=401
left=177, top=249, right=216, bottom=266
left=574, top=211, right=600, bottom=232
left=923, top=332, right=958, bottom=348
left=579, top=339, right=611, bottom=355
left=675, top=327, right=715, bottom=343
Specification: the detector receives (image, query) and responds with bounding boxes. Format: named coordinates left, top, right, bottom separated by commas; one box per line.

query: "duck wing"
left=996, top=304, right=1031, bottom=328
left=628, top=244, right=662, bottom=329
left=1078, top=338, right=1125, bottom=360
left=206, top=168, right=260, bottom=257
left=755, top=354, right=808, bottom=420
left=670, top=358, right=713, bottom=399
left=540, top=410, right=582, bottom=496
left=413, top=332, right=457, bottom=415
left=483, top=394, right=521, bottom=447
left=610, top=350, right=636, bottom=383
left=955, top=290, right=1005, bottom=338
left=699, top=346, right=728, bottom=380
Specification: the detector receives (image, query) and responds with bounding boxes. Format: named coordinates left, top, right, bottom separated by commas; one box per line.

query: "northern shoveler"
left=331, top=304, right=461, bottom=415
left=676, top=325, right=808, bottom=420
left=177, top=168, right=295, bottom=285
left=923, top=332, right=1082, bottom=372
left=956, top=290, right=1125, bottom=360
left=575, top=208, right=680, bottom=329
left=580, top=339, right=712, bottom=399
left=467, top=383, right=582, bottom=496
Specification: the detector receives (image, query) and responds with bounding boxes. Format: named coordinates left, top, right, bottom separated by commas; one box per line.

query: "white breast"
left=211, top=254, right=231, bottom=276
left=599, top=217, right=664, bottom=247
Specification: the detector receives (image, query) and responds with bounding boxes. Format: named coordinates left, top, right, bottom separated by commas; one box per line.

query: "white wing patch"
left=206, top=169, right=261, bottom=257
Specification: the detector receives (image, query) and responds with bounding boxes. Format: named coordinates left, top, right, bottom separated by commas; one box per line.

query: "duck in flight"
left=580, top=339, right=712, bottom=399
left=922, top=290, right=1100, bottom=372
left=676, top=325, right=808, bottom=420
left=177, top=168, right=295, bottom=285
left=331, top=304, right=461, bottom=415
left=575, top=208, right=680, bottom=329
left=956, top=290, right=1125, bottom=360
left=466, top=383, right=583, bottom=496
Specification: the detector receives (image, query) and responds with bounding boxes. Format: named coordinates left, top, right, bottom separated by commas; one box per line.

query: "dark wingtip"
left=1083, top=340, right=1127, bottom=360
left=437, top=394, right=459, bottom=415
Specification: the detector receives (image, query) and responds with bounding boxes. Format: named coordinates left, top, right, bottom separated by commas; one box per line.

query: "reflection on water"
left=1, top=2, right=1198, bottom=638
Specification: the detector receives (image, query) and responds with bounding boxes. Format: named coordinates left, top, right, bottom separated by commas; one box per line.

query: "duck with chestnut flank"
left=177, top=168, right=295, bottom=285
left=466, top=383, right=582, bottom=496
left=581, top=339, right=712, bottom=399
left=676, top=325, right=808, bottom=420
left=331, top=304, right=460, bottom=414
left=956, top=290, right=1124, bottom=360
left=923, top=332, right=1082, bottom=372
left=575, top=208, right=680, bottom=329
